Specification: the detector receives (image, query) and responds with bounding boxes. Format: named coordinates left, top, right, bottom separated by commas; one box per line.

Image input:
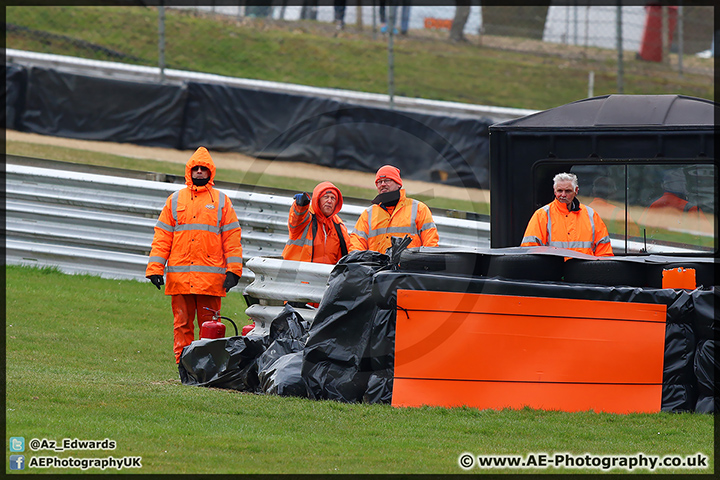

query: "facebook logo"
left=10, top=455, right=25, bottom=470
left=9, top=437, right=25, bottom=452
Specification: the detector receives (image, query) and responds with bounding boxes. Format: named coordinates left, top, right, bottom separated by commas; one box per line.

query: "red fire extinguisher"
left=200, top=308, right=239, bottom=339
left=241, top=322, right=256, bottom=336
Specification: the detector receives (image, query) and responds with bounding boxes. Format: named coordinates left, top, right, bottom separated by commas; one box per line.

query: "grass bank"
left=5, top=6, right=713, bottom=110
left=6, top=265, right=714, bottom=474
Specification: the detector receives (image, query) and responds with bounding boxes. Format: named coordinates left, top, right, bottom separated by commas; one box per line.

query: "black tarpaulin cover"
left=4, top=63, right=27, bottom=130
left=180, top=82, right=493, bottom=188
left=181, top=82, right=338, bottom=161
left=301, top=250, right=390, bottom=402
left=20, top=67, right=188, bottom=147
left=6, top=65, right=493, bottom=188
left=694, top=340, right=715, bottom=413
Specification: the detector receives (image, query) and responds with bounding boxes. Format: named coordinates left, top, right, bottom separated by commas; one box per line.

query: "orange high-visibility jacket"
left=145, top=147, right=243, bottom=296
left=282, top=182, right=350, bottom=264
left=521, top=199, right=613, bottom=256
left=349, top=189, right=439, bottom=253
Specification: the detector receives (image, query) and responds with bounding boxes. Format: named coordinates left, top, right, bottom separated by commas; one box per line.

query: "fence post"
left=387, top=4, right=396, bottom=110
left=677, top=3, right=684, bottom=75
left=158, top=4, right=166, bottom=83
left=661, top=5, right=669, bottom=64
left=616, top=2, right=623, bottom=94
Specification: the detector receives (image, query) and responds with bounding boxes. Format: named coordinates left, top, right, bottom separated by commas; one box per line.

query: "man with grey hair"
left=521, top=172, right=613, bottom=256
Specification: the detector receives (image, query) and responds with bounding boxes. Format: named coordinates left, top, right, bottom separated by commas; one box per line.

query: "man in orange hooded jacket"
left=282, top=181, right=350, bottom=264
left=146, top=147, right=243, bottom=364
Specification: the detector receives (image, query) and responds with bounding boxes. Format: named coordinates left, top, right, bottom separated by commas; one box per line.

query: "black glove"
left=223, top=271, right=240, bottom=292
left=148, top=275, right=164, bottom=290
left=294, top=192, right=311, bottom=207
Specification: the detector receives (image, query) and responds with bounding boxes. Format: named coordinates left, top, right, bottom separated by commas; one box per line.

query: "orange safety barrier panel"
left=393, top=290, right=667, bottom=414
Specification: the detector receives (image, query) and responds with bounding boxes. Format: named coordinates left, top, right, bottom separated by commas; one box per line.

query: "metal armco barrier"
left=6, top=156, right=491, bottom=329
left=243, top=257, right=334, bottom=334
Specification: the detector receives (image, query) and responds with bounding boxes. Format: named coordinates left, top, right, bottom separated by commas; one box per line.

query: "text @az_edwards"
left=28, top=437, right=115, bottom=452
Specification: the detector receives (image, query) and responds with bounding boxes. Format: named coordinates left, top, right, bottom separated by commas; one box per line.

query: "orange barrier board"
left=662, top=267, right=696, bottom=289
left=393, top=290, right=667, bottom=413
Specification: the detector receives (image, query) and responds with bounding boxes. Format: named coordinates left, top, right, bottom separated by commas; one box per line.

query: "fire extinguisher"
left=200, top=308, right=239, bottom=339
left=241, top=322, right=256, bottom=336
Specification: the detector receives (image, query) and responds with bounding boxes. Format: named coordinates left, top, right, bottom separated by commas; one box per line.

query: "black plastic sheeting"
left=181, top=83, right=494, bottom=188
left=179, top=249, right=715, bottom=413
left=694, top=340, right=715, bottom=413
left=181, top=82, right=339, bottom=161
left=257, top=305, right=310, bottom=396
left=20, top=67, right=188, bottom=147
left=4, top=63, right=27, bottom=130
left=179, top=303, right=310, bottom=393
left=8, top=63, right=493, bottom=188
left=178, top=333, right=268, bottom=390
left=301, top=250, right=391, bottom=402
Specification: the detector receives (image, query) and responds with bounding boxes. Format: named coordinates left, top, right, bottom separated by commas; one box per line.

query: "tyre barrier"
left=563, top=259, right=647, bottom=287
left=398, top=250, right=565, bottom=282
left=485, top=254, right=564, bottom=283
left=398, top=250, right=486, bottom=277
left=400, top=250, right=716, bottom=290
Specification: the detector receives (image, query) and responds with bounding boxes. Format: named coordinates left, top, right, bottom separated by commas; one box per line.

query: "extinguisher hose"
left=219, top=316, right=239, bottom=336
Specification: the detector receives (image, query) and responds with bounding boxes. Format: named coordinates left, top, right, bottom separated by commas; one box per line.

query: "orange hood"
left=311, top=181, right=343, bottom=221
left=184, top=146, right=216, bottom=189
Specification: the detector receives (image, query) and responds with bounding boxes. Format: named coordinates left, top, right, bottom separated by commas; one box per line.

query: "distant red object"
left=424, top=18, right=452, bottom=31
left=638, top=5, right=678, bottom=62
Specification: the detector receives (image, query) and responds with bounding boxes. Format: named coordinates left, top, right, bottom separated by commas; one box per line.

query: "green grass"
left=5, top=265, right=716, bottom=474
left=5, top=5, right=713, bottom=110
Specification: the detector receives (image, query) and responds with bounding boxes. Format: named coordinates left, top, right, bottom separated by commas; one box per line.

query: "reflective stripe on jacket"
left=146, top=147, right=243, bottom=296
left=282, top=182, right=350, bottom=264
left=521, top=199, right=613, bottom=256
left=349, top=189, right=439, bottom=253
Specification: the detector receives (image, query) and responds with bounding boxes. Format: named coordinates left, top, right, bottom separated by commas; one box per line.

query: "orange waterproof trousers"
left=171, top=294, right=222, bottom=363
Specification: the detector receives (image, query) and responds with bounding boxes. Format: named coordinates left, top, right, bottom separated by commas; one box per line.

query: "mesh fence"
left=5, top=4, right=714, bottom=100
left=176, top=4, right=714, bottom=58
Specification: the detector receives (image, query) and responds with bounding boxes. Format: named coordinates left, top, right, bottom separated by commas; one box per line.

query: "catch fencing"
left=6, top=156, right=490, bottom=329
